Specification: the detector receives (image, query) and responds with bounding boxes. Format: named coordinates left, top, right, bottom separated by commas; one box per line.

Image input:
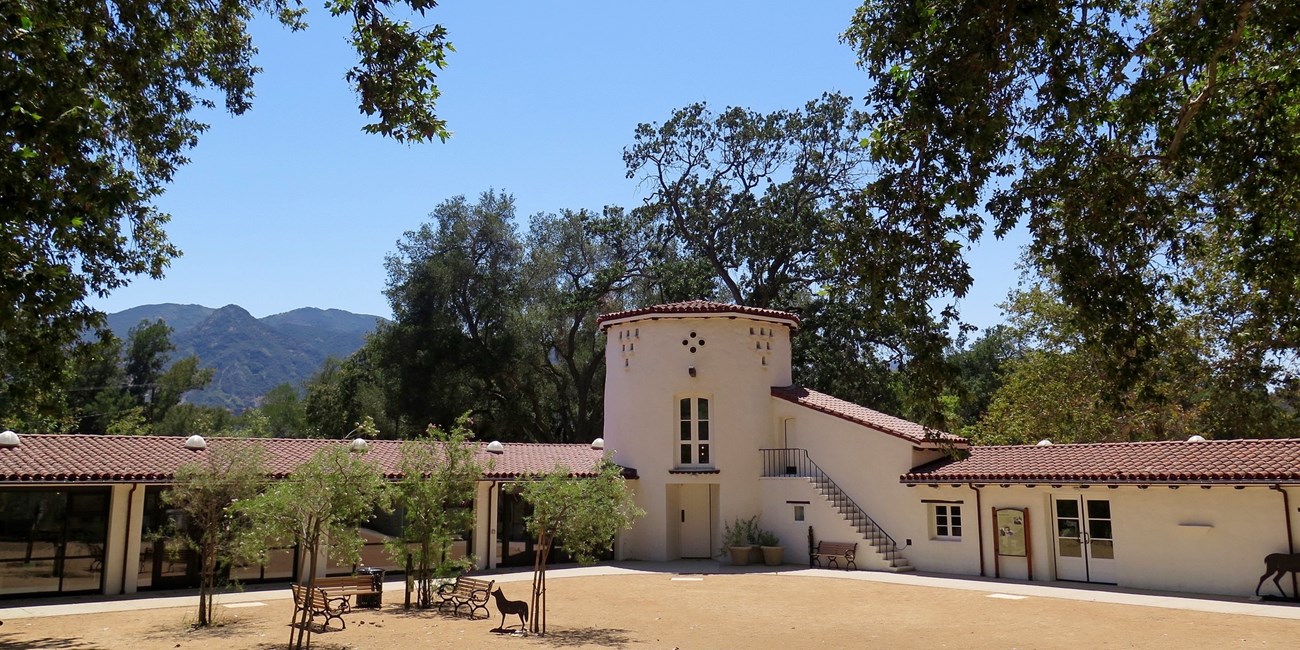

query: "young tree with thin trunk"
left=235, top=443, right=390, bottom=650
left=162, top=442, right=267, bottom=626
left=386, top=416, right=482, bottom=607
left=520, top=462, right=642, bottom=635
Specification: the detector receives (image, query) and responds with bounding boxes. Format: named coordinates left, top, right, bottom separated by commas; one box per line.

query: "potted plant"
left=721, top=516, right=755, bottom=565
left=756, top=529, right=783, bottom=566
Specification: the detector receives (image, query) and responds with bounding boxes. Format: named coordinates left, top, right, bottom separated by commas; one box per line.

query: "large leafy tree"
left=375, top=190, right=525, bottom=437
left=1, top=0, right=454, bottom=418
left=843, top=0, right=1300, bottom=390
left=624, top=93, right=868, bottom=308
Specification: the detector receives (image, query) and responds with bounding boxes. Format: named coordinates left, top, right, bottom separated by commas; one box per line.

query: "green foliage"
left=1, top=0, right=453, bottom=423
left=386, top=417, right=482, bottom=607
left=969, top=279, right=1300, bottom=444
left=625, top=93, right=868, bottom=308
left=234, top=444, right=390, bottom=649
left=161, top=443, right=267, bottom=626
left=371, top=193, right=662, bottom=442
left=843, top=0, right=1300, bottom=392
left=257, top=383, right=307, bottom=437
left=520, top=463, right=643, bottom=635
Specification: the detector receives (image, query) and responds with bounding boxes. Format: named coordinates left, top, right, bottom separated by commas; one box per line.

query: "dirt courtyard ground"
left=3, top=572, right=1299, bottom=649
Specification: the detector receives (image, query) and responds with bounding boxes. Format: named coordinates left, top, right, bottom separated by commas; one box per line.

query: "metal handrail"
left=760, top=448, right=902, bottom=554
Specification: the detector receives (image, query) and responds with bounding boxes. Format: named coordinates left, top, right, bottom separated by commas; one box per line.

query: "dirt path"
left=3, top=573, right=1298, bottom=649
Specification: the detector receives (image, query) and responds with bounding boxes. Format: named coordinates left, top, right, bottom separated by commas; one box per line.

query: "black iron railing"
left=759, top=448, right=903, bottom=556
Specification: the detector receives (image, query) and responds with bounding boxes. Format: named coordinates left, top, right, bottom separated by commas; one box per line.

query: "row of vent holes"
left=750, top=327, right=774, bottom=337
left=756, top=341, right=771, bottom=350
left=622, top=343, right=635, bottom=352
left=618, top=328, right=640, bottom=339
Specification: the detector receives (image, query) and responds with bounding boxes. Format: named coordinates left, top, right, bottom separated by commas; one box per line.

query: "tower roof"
left=597, top=300, right=800, bottom=331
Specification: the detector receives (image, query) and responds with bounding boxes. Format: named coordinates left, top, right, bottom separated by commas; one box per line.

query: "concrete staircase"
left=809, top=474, right=914, bottom=572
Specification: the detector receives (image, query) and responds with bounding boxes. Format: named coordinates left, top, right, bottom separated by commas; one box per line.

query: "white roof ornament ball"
left=1187, top=435, right=1207, bottom=442
left=1036, top=439, right=1053, bottom=446
left=487, top=440, right=505, bottom=454
left=590, top=438, right=605, bottom=450
left=184, top=435, right=207, bottom=451
left=349, top=437, right=370, bottom=453
left=0, top=430, right=19, bottom=449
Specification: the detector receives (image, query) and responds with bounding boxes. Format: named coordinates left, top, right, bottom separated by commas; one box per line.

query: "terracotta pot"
left=728, top=546, right=752, bottom=566
left=761, top=546, right=784, bottom=566
left=748, top=546, right=764, bottom=564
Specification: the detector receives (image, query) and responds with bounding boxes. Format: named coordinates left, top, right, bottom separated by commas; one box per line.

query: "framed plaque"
left=993, top=507, right=1032, bottom=579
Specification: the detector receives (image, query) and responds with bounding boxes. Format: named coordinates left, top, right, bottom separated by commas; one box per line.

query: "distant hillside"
left=106, top=303, right=386, bottom=412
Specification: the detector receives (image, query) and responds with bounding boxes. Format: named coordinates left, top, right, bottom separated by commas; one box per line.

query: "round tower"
left=598, top=301, right=799, bottom=561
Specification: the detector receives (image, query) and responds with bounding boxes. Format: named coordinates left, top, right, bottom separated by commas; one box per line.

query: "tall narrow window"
left=678, top=397, right=711, bottom=467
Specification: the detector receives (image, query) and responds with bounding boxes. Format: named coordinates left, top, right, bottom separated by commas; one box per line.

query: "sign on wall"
left=993, top=507, right=1032, bottom=580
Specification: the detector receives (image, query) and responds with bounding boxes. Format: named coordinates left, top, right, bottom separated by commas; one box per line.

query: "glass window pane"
left=698, top=444, right=709, bottom=464
left=680, top=421, right=691, bottom=440
left=698, top=399, right=708, bottom=420
left=1058, top=538, right=1082, bottom=558
left=1087, top=499, right=1111, bottom=520
left=681, top=444, right=691, bottom=465
left=1089, top=520, right=1113, bottom=540
left=1090, top=539, right=1114, bottom=560
left=680, top=398, right=690, bottom=419
left=951, top=524, right=962, bottom=537
left=59, top=557, right=103, bottom=592
left=0, top=559, right=60, bottom=596
left=1056, top=499, right=1078, bottom=518
left=698, top=421, right=709, bottom=440
left=1057, top=519, right=1080, bottom=539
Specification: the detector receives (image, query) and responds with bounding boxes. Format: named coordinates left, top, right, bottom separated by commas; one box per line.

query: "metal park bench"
left=291, top=583, right=349, bottom=630
left=812, top=540, right=858, bottom=570
left=435, top=575, right=494, bottom=619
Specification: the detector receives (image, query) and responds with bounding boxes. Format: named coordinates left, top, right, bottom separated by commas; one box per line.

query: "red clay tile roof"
left=597, top=301, right=800, bottom=331
left=772, top=386, right=968, bottom=447
left=0, top=435, right=628, bottom=483
left=901, top=438, right=1300, bottom=484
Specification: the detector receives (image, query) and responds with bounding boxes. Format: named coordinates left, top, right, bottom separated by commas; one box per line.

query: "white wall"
left=772, top=399, right=952, bottom=568
left=908, top=483, right=1300, bottom=597
left=603, top=314, right=794, bottom=561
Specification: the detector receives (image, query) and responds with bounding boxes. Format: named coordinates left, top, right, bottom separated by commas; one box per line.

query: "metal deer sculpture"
left=491, top=588, right=529, bottom=630
left=1255, top=553, right=1300, bottom=598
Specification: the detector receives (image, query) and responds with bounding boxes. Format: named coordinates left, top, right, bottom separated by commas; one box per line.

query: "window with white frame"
left=677, top=397, right=711, bottom=467
left=931, top=504, right=962, bottom=540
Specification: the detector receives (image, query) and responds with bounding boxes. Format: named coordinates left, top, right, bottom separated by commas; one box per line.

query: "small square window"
left=931, top=504, right=962, bottom=540
left=794, top=505, right=805, bottom=522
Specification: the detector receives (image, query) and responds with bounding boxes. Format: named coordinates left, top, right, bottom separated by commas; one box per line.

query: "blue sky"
left=88, top=1, right=1025, bottom=330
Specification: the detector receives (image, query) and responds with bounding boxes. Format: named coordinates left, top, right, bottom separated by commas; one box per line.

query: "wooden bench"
left=812, top=541, right=858, bottom=570
left=291, top=583, right=349, bottom=630
left=314, top=575, right=383, bottom=611
left=435, top=575, right=494, bottom=619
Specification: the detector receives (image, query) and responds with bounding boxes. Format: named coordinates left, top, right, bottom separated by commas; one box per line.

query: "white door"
left=1053, top=496, right=1117, bottom=583
left=680, top=484, right=712, bottom=558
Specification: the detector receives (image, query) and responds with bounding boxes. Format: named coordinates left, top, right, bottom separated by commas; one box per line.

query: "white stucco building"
left=598, top=301, right=1300, bottom=598
left=3, top=300, right=1300, bottom=601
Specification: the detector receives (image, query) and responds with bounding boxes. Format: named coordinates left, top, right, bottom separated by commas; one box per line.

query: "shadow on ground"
left=0, top=633, right=106, bottom=649
left=534, top=627, right=633, bottom=648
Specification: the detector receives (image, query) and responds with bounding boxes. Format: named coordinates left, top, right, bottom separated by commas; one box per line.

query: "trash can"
left=357, top=567, right=384, bottom=608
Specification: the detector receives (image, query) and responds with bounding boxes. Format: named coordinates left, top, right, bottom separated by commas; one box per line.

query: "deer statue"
left=1255, top=553, right=1300, bottom=598
left=491, top=587, right=529, bottom=630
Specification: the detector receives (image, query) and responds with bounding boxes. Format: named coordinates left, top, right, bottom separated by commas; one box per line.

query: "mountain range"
left=106, top=304, right=386, bottom=412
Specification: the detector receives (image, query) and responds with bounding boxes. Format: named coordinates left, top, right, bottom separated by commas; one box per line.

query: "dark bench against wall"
left=812, top=541, right=858, bottom=571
